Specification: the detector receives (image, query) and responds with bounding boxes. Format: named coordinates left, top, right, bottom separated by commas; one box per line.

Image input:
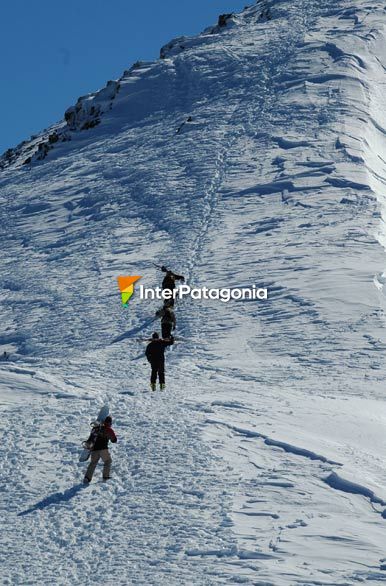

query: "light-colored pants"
left=85, top=449, right=112, bottom=481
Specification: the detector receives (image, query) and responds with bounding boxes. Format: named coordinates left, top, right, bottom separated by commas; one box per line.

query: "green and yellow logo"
left=117, top=276, right=141, bottom=306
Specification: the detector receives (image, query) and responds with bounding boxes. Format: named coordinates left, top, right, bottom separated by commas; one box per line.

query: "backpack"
left=83, top=422, right=105, bottom=450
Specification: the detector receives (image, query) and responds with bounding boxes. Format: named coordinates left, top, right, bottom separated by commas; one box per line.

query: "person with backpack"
left=155, top=303, right=176, bottom=339
left=161, top=266, right=185, bottom=294
left=84, top=416, right=117, bottom=483
left=145, top=332, right=174, bottom=391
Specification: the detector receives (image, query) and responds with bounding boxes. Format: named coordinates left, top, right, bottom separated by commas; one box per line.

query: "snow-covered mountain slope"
left=2, top=0, right=386, bottom=584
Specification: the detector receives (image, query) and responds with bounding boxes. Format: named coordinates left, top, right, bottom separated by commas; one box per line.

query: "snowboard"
left=79, top=405, right=110, bottom=462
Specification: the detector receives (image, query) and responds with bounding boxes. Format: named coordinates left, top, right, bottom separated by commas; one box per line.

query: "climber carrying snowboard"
left=84, top=416, right=117, bottom=483
left=145, top=332, right=174, bottom=391
left=161, top=266, right=185, bottom=299
left=155, top=302, right=176, bottom=339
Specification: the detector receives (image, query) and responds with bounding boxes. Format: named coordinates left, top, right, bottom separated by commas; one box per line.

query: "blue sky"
left=0, top=0, right=250, bottom=153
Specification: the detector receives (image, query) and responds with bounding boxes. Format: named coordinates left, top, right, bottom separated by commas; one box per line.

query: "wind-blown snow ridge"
left=205, top=418, right=342, bottom=465
left=324, top=472, right=386, bottom=508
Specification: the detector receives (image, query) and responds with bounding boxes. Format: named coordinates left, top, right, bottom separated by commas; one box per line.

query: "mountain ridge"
left=0, top=1, right=273, bottom=171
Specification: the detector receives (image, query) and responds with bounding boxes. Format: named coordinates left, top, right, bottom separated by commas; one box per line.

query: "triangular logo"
left=117, top=276, right=141, bottom=306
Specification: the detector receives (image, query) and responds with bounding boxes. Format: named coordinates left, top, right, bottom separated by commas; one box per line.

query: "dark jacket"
left=90, top=424, right=117, bottom=451
left=162, top=271, right=184, bottom=291
left=146, top=339, right=174, bottom=363
left=155, top=307, right=176, bottom=329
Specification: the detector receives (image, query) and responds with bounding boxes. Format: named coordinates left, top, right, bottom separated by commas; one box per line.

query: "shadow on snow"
left=18, top=484, right=86, bottom=516
left=111, top=316, right=157, bottom=344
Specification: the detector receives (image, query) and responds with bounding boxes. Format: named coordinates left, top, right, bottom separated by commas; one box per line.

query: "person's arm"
left=173, top=273, right=185, bottom=282
left=107, top=428, right=117, bottom=443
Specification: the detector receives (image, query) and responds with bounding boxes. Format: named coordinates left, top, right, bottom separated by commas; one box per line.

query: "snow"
left=2, top=0, right=386, bottom=583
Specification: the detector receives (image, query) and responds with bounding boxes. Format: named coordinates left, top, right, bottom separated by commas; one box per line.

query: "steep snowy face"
left=5, top=3, right=386, bottom=585
left=1, top=0, right=386, bottom=390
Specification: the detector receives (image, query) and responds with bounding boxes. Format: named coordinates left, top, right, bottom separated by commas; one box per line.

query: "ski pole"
left=151, top=262, right=166, bottom=271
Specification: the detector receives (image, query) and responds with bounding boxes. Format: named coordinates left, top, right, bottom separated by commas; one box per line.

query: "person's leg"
left=150, top=363, right=157, bottom=390
left=159, top=360, right=165, bottom=385
left=100, top=449, right=112, bottom=480
left=150, top=363, right=157, bottom=384
left=163, top=323, right=172, bottom=339
left=85, top=450, right=101, bottom=481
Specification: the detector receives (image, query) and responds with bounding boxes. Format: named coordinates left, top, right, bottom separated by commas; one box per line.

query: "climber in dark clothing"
left=161, top=266, right=185, bottom=292
left=155, top=305, right=176, bottom=339
left=145, top=332, right=174, bottom=391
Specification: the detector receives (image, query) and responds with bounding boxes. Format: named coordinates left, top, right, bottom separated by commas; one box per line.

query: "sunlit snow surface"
left=2, top=0, right=386, bottom=583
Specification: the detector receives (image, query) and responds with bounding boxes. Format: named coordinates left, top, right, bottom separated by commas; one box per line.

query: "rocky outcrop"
left=64, top=79, right=120, bottom=132
left=160, top=37, right=187, bottom=60
left=258, top=2, right=272, bottom=22
left=218, top=13, right=233, bottom=28
left=0, top=79, right=121, bottom=169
